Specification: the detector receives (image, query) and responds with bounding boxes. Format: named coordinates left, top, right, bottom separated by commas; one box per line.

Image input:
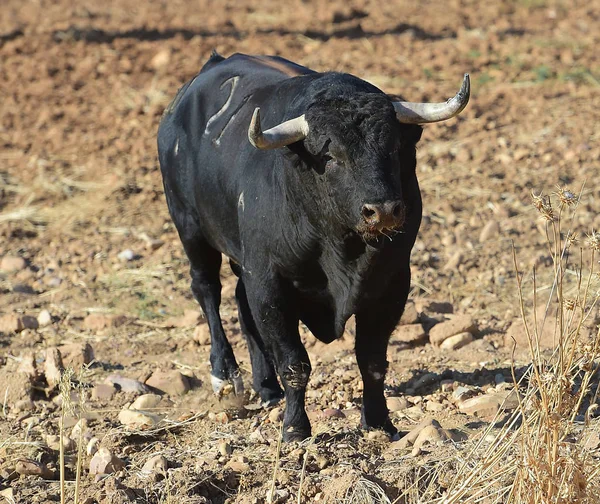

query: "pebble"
left=117, top=249, right=136, bottom=262
left=425, top=401, right=445, bottom=413
left=393, top=418, right=451, bottom=452
left=323, top=408, right=344, bottom=419
left=266, top=489, right=289, bottom=504
left=268, top=407, right=283, bottom=423
left=45, top=434, right=76, bottom=452
left=0, top=256, right=27, bottom=272
left=314, top=455, right=329, bottom=470
left=106, top=374, right=150, bottom=394
left=150, top=49, right=171, bottom=70
left=227, top=458, right=250, bottom=472
left=193, top=324, right=211, bottom=345
left=443, top=250, right=464, bottom=271
left=249, top=427, right=266, bottom=443
left=92, top=383, right=117, bottom=400
left=429, top=315, right=477, bottom=346
left=0, top=314, right=38, bottom=333
left=219, top=441, right=232, bottom=457
left=399, top=300, right=419, bottom=325
left=130, top=393, right=163, bottom=410
left=440, top=380, right=454, bottom=392
left=145, top=369, right=190, bottom=396
left=58, top=342, right=94, bottom=368
left=86, top=437, right=100, bottom=456
left=83, top=313, right=128, bottom=331
left=70, top=418, right=89, bottom=441
left=17, top=352, right=37, bottom=379
left=15, top=459, right=54, bottom=479
left=44, top=348, right=64, bottom=388
left=141, top=454, right=168, bottom=474
left=89, top=448, right=126, bottom=475
left=37, top=309, right=53, bottom=326
left=392, top=323, right=427, bottom=344
left=118, top=409, right=160, bottom=428
left=479, top=220, right=499, bottom=242
left=411, top=424, right=451, bottom=456
left=367, top=430, right=390, bottom=442
left=439, top=332, right=474, bottom=350
left=387, top=396, right=409, bottom=412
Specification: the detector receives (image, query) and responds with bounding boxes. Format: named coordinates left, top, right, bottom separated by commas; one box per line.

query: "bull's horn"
left=393, top=74, right=470, bottom=124
left=248, top=107, right=309, bottom=149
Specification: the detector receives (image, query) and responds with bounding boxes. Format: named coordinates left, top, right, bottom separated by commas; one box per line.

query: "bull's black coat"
left=158, top=52, right=423, bottom=440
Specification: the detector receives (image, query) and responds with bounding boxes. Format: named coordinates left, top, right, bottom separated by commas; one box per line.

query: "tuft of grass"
left=414, top=183, right=600, bottom=503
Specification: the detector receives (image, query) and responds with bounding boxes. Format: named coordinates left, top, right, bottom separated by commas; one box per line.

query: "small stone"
left=440, top=332, right=474, bottom=350
left=440, top=380, right=454, bottom=392
left=266, top=489, right=289, bottom=504
left=393, top=418, right=450, bottom=450
left=45, top=434, right=76, bottom=452
left=411, top=424, right=451, bottom=456
left=92, top=383, right=117, bottom=400
left=58, top=342, right=94, bottom=368
left=86, top=437, right=100, bottom=456
left=458, top=394, right=500, bottom=417
left=0, top=256, right=26, bottom=272
left=15, top=459, right=54, bottom=479
left=323, top=408, right=344, bottom=419
left=118, top=409, right=160, bottom=428
left=37, top=309, right=52, bottom=326
left=452, top=386, right=477, bottom=402
left=479, top=220, right=499, bottom=243
left=214, top=411, right=229, bottom=424
left=443, top=250, right=463, bottom=271
left=426, top=401, right=445, bottom=413
left=269, top=407, right=283, bottom=423
left=17, top=352, right=37, bottom=379
left=14, top=398, right=34, bottom=412
left=141, top=454, right=168, bottom=474
left=367, top=430, right=390, bottom=442
left=106, top=374, right=150, bottom=394
left=249, top=427, right=266, bottom=443
left=429, top=315, right=477, bottom=346
left=387, top=396, right=409, bottom=412
left=89, top=448, right=126, bottom=475
left=44, top=348, right=64, bottom=388
left=219, top=441, right=232, bottom=457
left=117, top=249, right=136, bottom=262
left=0, top=314, right=38, bottom=333
left=227, top=459, right=250, bottom=472
left=399, top=300, right=419, bottom=325
left=289, top=448, right=306, bottom=462
left=150, top=49, right=171, bottom=70
left=70, top=418, right=89, bottom=441
left=83, top=313, right=128, bottom=331
left=193, top=324, right=211, bottom=345
left=130, top=393, right=162, bottom=410
left=392, top=323, right=427, bottom=344
left=314, top=455, right=329, bottom=470
left=145, top=370, right=190, bottom=396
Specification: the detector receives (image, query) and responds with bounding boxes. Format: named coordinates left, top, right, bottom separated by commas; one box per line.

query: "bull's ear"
left=402, top=124, right=423, bottom=146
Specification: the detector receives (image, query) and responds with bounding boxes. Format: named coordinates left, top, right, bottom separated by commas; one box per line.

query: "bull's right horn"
left=248, top=108, right=310, bottom=150
left=393, top=74, right=470, bottom=124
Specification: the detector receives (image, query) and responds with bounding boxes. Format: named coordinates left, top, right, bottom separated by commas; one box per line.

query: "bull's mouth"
left=355, top=222, right=404, bottom=242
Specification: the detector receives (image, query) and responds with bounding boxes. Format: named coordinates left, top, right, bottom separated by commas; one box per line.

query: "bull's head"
left=248, top=75, right=470, bottom=240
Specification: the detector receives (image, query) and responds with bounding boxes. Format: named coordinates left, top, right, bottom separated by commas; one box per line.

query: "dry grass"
left=407, top=184, right=600, bottom=503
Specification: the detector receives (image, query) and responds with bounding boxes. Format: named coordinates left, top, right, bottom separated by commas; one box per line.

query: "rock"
left=479, top=220, right=499, bottom=242
left=118, top=409, right=160, bottom=428
left=83, top=313, right=127, bottom=331
left=458, top=390, right=519, bottom=418
left=219, top=441, right=232, bottom=457
left=14, top=398, right=34, bottom=412
left=249, top=427, right=266, bottom=443
left=130, top=393, right=162, bottom=410
left=392, top=323, right=427, bottom=344
left=17, top=352, right=37, bottom=379
left=70, top=418, right=89, bottom=441
left=214, top=412, right=229, bottom=424
left=37, top=309, right=52, bottom=326
left=399, top=300, right=419, bottom=325
left=15, top=459, right=54, bottom=479
left=89, top=448, right=126, bottom=475
left=44, top=348, right=64, bottom=388
left=266, top=489, right=289, bottom=504
left=443, top=250, right=463, bottom=271
left=145, top=370, right=190, bottom=396
left=106, top=374, right=150, bottom=394
left=227, top=459, right=250, bottom=472
left=0, top=368, right=33, bottom=408
left=323, top=408, right=345, bottom=419
left=86, top=437, right=100, bottom=456
left=0, top=314, right=38, bottom=333
left=387, top=396, right=409, bottom=412
left=411, top=424, right=451, bottom=455
left=393, top=418, right=451, bottom=451
left=45, top=434, right=76, bottom=452
left=425, top=400, right=445, bottom=413
left=440, top=332, right=474, bottom=350
left=367, top=430, right=390, bottom=442
left=141, top=454, right=168, bottom=474
left=92, top=383, right=117, bottom=400
left=117, top=249, right=136, bottom=262
left=452, top=386, right=477, bottom=403
left=269, top=407, right=283, bottom=423
left=440, top=380, right=454, bottom=392
left=429, top=315, right=477, bottom=346
left=0, top=256, right=26, bottom=272
left=150, top=49, right=171, bottom=70
left=193, top=323, right=211, bottom=345
left=314, top=455, right=329, bottom=470
left=58, top=342, right=94, bottom=368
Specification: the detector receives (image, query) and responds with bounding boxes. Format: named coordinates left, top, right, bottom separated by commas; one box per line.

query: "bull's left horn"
left=248, top=108, right=309, bottom=150
left=393, top=74, right=470, bottom=124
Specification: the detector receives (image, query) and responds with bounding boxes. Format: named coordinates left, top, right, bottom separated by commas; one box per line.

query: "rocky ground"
left=1, top=0, right=600, bottom=502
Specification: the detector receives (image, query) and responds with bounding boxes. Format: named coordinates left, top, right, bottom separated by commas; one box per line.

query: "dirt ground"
left=1, top=0, right=600, bottom=502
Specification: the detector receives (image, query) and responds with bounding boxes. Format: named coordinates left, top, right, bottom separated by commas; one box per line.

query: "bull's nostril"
left=392, top=204, right=402, bottom=218
left=362, top=206, right=376, bottom=219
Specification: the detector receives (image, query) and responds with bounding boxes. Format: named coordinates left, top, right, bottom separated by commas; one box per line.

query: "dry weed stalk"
left=416, top=185, right=600, bottom=504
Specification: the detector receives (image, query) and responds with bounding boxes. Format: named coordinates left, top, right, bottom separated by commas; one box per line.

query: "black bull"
left=157, top=52, right=469, bottom=441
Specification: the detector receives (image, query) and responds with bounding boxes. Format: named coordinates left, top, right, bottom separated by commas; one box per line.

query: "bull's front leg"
left=244, top=274, right=312, bottom=442
left=354, top=270, right=410, bottom=438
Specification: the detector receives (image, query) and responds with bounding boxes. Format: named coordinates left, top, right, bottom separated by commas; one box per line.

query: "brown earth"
left=1, top=0, right=600, bottom=502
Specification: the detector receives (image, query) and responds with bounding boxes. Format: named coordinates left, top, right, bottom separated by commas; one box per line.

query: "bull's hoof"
left=211, top=373, right=244, bottom=398
left=283, top=425, right=311, bottom=443
left=360, top=413, right=398, bottom=439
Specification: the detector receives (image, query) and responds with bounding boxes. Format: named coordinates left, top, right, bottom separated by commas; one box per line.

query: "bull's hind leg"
left=183, top=239, right=243, bottom=396
left=234, top=277, right=283, bottom=405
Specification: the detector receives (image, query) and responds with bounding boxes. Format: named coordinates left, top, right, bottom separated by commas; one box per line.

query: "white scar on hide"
left=204, top=76, right=239, bottom=138
left=174, top=138, right=179, bottom=156
left=238, top=191, right=245, bottom=211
